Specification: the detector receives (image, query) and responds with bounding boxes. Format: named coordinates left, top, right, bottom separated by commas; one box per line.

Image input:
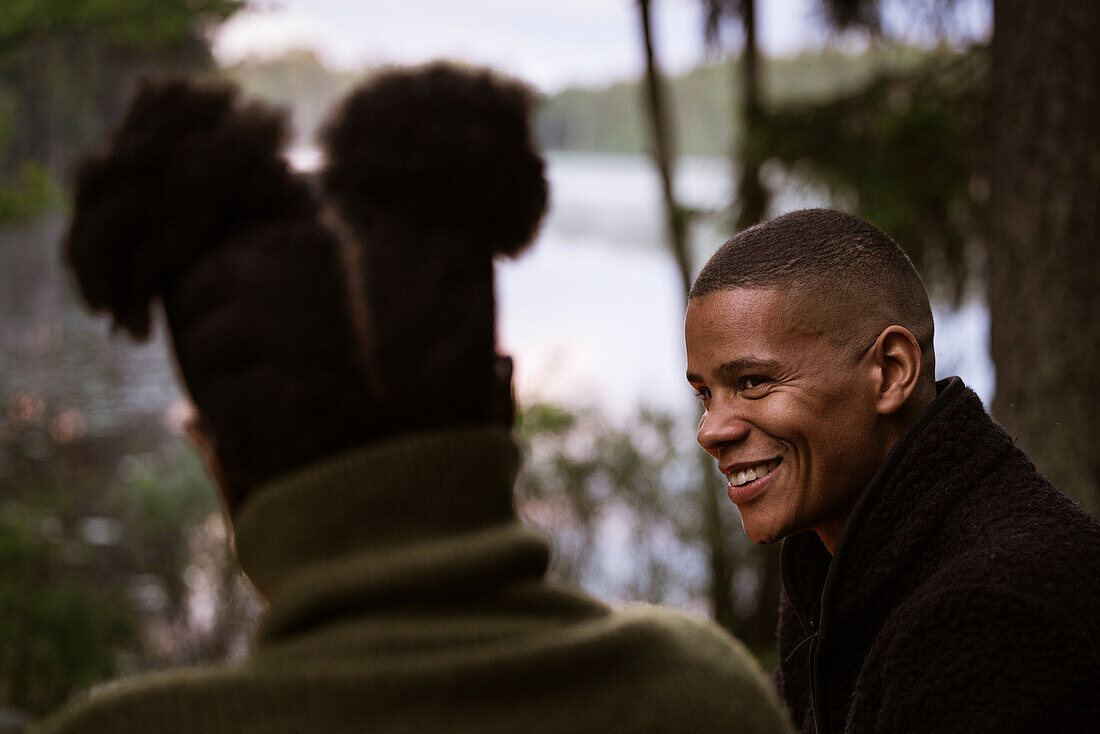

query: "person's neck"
left=816, top=522, right=845, bottom=555
left=815, top=382, right=939, bottom=555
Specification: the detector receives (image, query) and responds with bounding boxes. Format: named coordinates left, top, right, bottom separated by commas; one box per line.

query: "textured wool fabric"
left=39, top=426, right=793, bottom=734
left=774, top=377, right=1100, bottom=734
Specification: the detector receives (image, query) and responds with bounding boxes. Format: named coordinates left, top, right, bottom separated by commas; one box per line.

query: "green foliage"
left=516, top=402, right=576, bottom=436
left=0, top=0, right=245, bottom=55
left=221, top=50, right=362, bottom=146
left=218, top=43, right=933, bottom=161
left=106, top=444, right=218, bottom=558
left=537, top=46, right=930, bottom=155
left=514, top=400, right=782, bottom=662
left=0, top=406, right=234, bottom=715
left=515, top=401, right=708, bottom=605
left=814, top=0, right=979, bottom=40
left=537, top=80, right=648, bottom=153
left=225, top=45, right=934, bottom=158
left=0, top=161, right=63, bottom=222
left=0, top=501, right=134, bottom=715
left=0, top=0, right=247, bottom=227
left=757, top=50, right=986, bottom=299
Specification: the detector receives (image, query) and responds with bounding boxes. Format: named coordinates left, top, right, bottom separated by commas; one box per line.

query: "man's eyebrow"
left=716, top=357, right=782, bottom=376
left=686, top=357, right=781, bottom=385
left=682, top=356, right=778, bottom=385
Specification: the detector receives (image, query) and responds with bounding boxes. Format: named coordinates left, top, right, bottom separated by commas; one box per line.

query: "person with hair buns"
left=39, top=63, right=793, bottom=734
left=685, top=209, right=1100, bottom=734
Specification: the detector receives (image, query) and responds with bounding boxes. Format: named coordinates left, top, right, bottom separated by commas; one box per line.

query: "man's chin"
left=739, top=518, right=783, bottom=546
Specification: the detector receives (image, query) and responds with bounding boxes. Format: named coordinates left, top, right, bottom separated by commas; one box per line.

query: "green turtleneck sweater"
left=37, top=426, right=792, bottom=733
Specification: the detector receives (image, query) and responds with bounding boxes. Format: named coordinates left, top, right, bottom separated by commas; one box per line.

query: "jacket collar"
left=780, top=377, right=1010, bottom=634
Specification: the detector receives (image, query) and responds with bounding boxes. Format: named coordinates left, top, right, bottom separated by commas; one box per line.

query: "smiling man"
left=685, top=209, right=1100, bottom=733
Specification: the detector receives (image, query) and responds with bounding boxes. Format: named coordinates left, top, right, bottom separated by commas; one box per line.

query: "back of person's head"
left=320, top=63, right=546, bottom=437
left=63, top=63, right=548, bottom=513
left=690, top=208, right=935, bottom=379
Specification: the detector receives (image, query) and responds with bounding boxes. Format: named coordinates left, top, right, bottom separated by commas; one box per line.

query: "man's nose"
left=697, top=404, right=751, bottom=457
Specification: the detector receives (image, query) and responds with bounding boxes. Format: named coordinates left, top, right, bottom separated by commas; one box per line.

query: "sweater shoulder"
left=607, top=603, right=768, bottom=677
left=33, top=663, right=240, bottom=734
left=594, top=604, right=794, bottom=732
left=36, top=606, right=795, bottom=734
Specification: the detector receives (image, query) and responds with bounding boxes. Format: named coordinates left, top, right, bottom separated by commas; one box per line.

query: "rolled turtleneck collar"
left=231, top=424, right=552, bottom=641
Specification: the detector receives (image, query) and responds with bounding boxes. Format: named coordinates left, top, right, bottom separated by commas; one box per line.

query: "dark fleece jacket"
left=774, top=377, right=1100, bottom=734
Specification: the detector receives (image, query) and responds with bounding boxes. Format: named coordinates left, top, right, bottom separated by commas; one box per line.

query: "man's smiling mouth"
left=725, top=459, right=781, bottom=488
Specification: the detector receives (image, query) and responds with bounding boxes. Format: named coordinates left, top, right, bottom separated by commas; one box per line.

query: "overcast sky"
left=212, top=0, right=991, bottom=92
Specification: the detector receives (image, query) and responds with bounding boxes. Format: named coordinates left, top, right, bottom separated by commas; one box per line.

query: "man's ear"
left=870, top=325, right=924, bottom=416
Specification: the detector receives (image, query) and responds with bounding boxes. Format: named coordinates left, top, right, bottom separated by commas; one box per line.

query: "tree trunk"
left=638, top=0, right=692, bottom=297
left=730, top=0, right=781, bottom=652
left=987, top=0, right=1099, bottom=514
left=734, top=0, right=767, bottom=231
left=637, top=0, right=738, bottom=631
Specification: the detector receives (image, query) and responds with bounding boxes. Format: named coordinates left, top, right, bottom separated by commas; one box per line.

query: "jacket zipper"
left=808, top=631, right=820, bottom=734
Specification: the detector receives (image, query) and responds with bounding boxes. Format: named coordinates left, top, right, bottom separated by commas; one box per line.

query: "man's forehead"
left=687, top=287, right=807, bottom=334
left=685, top=287, right=844, bottom=370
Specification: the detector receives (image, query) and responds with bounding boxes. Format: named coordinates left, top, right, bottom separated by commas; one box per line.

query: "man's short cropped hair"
left=690, top=208, right=935, bottom=371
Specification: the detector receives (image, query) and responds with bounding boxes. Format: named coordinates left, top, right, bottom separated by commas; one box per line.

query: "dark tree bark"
left=702, top=0, right=781, bottom=649
left=638, top=0, right=692, bottom=297
left=987, top=0, right=1099, bottom=514
left=637, top=0, right=738, bottom=632
left=733, top=0, right=768, bottom=231
left=727, top=0, right=782, bottom=651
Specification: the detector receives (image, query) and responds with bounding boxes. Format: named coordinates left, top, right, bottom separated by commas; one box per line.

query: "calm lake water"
left=0, top=151, right=993, bottom=440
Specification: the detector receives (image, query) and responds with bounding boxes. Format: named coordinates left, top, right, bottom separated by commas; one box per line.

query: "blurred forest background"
left=1, top=0, right=1096, bottom=728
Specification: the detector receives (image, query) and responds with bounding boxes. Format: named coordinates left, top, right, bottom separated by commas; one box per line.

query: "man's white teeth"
left=728, top=459, right=780, bottom=487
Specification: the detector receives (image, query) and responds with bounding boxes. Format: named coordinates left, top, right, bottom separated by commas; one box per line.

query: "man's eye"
left=741, top=376, right=771, bottom=391
left=694, top=387, right=711, bottom=403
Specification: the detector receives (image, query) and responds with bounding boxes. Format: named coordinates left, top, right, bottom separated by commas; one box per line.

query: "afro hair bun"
left=64, top=77, right=302, bottom=338
left=320, top=61, right=548, bottom=258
